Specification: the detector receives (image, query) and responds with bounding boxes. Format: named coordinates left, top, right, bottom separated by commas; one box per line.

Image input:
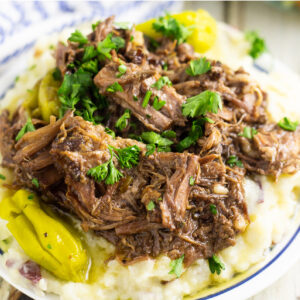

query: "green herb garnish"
left=226, top=155, right=243, bottom=168
left=47, top=244, right=52, bottom=249
left=189, top=176, right=195, bottom=186
left=105, top=127, right=116, bottom=138
left=208, top=255, right=225, bottom=275
left=169, top=255, right=184, bottom=278
left=0, top=174, right=6, bottom=180
left=32, top=178, right=39, bottom=188
left=115, top=145, right=140, bottom=169
left=161, top=130, right=176, bottom=139
left=210, top=204, right=217, bottom=215
left=146, top=144, right=156, bottom=156
left=152, top=96, right=166, bottom=110
left=153, top=14, right=193, bottom=44
left=182, top=90, right=222, bottom=118
left=115, top=109, right=130, bottom=130
left=238, top=127, right=257, bottom=139
left=278, top=117, right=299, bottom=131
left=68, top=30, right=88, bottom=45
left=92, top=21, right=101, bottom=31
left=106, top=82, right=123, bottom=93
left=114, top=21, right=131, bottom=30
left=82, top=46, right=98, bottom=62
left=15, top=118, right=36, bottom=141
left=245, top=31, right=267, bottom=59
left=28, top=194, right=34, bottom=200
left=142, top=91, right=152, bottom=108
left=87, top=147, right=123, bottom=185
left=52, top=68, right=62, bottom=81
left=146, top=201, right=155, bottom=211
left=151, top=76, right=172, bottom=90
left=97, top=33, right=124, bottom=60
left=186, top=57, right=211, bottom=76
left=141, top=132, right=173, bottom=147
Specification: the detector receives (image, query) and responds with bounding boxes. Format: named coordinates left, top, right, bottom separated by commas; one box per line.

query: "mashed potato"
left=0, top=22, right=299, bottom=300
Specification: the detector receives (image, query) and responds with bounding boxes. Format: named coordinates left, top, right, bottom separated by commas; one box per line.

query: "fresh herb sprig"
left=238, top=127, right=257, bottom=139
left=115, top=109, right=130, bottom=130
left=15, top=118, right=36, bottom=141
left=226, top=155, right=243, bottom=168
left=151, top=76, right=172, bottom=90
left=153, top=14, right=193, bottom=44
left=245, top=31, right=267, bottom=59
left=208, top=255, right=225, bottom=275
left=169, top=255, right=185, bottom=278
left=186, top=57, right=211, bottom=76
left=141, top=131, right=173, bottom=155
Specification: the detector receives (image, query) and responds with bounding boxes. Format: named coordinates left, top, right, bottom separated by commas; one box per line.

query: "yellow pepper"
left=23, top=69, right=61, bottom=123
left=135, top=9, right=217, bottom=53
left=0, top=189, right=90, bottom=282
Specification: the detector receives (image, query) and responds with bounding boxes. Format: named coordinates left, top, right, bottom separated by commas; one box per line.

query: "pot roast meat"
left=0, top=15, right=300, bottom=270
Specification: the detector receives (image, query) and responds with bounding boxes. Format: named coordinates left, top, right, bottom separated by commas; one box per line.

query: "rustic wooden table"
left=183, top=2, right=300, bottom=300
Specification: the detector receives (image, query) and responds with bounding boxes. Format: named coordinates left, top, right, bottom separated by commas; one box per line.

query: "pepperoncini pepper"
left=0, top=190, right=90, bottom=282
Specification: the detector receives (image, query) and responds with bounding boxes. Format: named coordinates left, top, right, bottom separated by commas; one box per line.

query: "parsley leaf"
left=176, top=119, right=203, bottom=152
left=226, top=155, right=244, bottom=168
left=141, top=132, right=173, bottom=147
left=189, top=176, right=195, bottom=186
left=278, top=117, right=299, bottom=131
left=111, top=36, right=125, bottom=51
left=82, top=46, right=98, bottom=62
left=146, top=144, right=156, bottom=156
left=68, top=30, right=88, bottom=45
left=115, top=145, right=140, bottom=169
left=106, top=82, right=123, bottom=93
left=238, top=127, right=257, bottom=139
left=15, top=118, right=36, bottom=141
left=52, top=68, right=62, bottom=81
left=105, top=127, right=116, bottom=138
left=182, top=91, right=222, bottom=118
left=81, top=59, right=98, bottom=73
left=161, top=130, right=176, bottom=139
left=186, top=57, right=211, bottom=76
left=208, top=255, right=225, bottom=275
left=152, top=96, right=166, bottom=110
left=151, top=76, right=172, bottom=90
left=146, top=201, right=155, bottom=211
left=87, top=147, right=123, bottom=185
left=115, top=109, right=130, bottom=130
left=153, top=14, right=193, bottom=44
left=117, top=64, right=127, bottom=78
left=169, top=255, right=184, bottom=278
left=210, top=204, right=217, bottom=215
left=0, top=174, right=6, bottom=180
left=97, top=33, right=117, bottom=60
left=92, top=21, right=101, bottom=31
left=32, top=178, right=39, bottom=188
left=245, top=31, right=267, bottom=59
left=142, top=91, right=152, bottom=108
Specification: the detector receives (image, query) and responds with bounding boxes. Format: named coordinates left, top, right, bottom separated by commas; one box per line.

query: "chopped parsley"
left=133, top=95, right=138, bottom=101
left=81, top=59, right=98, bottom=73
left=189, top=176, right=195, bottom=186
left=87, top=147, right=123, bottom=185
left=92, top=21, right=101, bottom=31
left=142, top=91, right=152, bottom=108
left=152, top=96, right=166, bottom=110
left=106, top=82, right=123, bottom=93
left=114, top=145, right=140, bottom=169
left=278, top=117, right=299, bottom=131
left=238, top=127, right=257, bottom=139
left=176, top=119, right=203, bottom=152
left=32, top=178, right=39, bottom=188
left=146, top=144, right=156, bottom=156
left=117, top=64, right=127, bottom=78
left=105, top=127, right=116, bottom=138
left=82, top=46, right=98, bottom=62
left=115, top=109, right=130, bottom=130
left=161, top=130, right=176, bottom=139
left=153, top=14, right=193, bottom=44
left=68, top=30, right=88, bottom=45
left=151, top=76, right=172, bottom=90
left=141, top=132, right=173, bottom=148
left=47, top=244, right=52, bottom=249
left=210, top=204, right=217, bottom=215
left=226, top=155, right=244, bottom=168
left=28, top=194, right=34, bottom=200
left=146, top=201, right=155, bottom=211
left=182, top=90, right=222, bottom=118
left=208, top=255, right=225, bottom=275
left=245, top=31, right=267, bottom=59
left=0, top=174, right=6, bottom=180
left=97, top=33, right=125, bottom=60
left=169, top=255, right=184, bottom=278
left=15, top=118, right=36, bottom=141
left=186, top=57, right=211, bottom=76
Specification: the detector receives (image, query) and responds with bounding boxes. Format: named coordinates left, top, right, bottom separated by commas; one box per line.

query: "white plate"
left=0, top=2, right=299, bottom=300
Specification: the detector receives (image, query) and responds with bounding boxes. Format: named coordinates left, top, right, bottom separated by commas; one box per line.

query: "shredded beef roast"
left=0, top=15, right=299, bottom=268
